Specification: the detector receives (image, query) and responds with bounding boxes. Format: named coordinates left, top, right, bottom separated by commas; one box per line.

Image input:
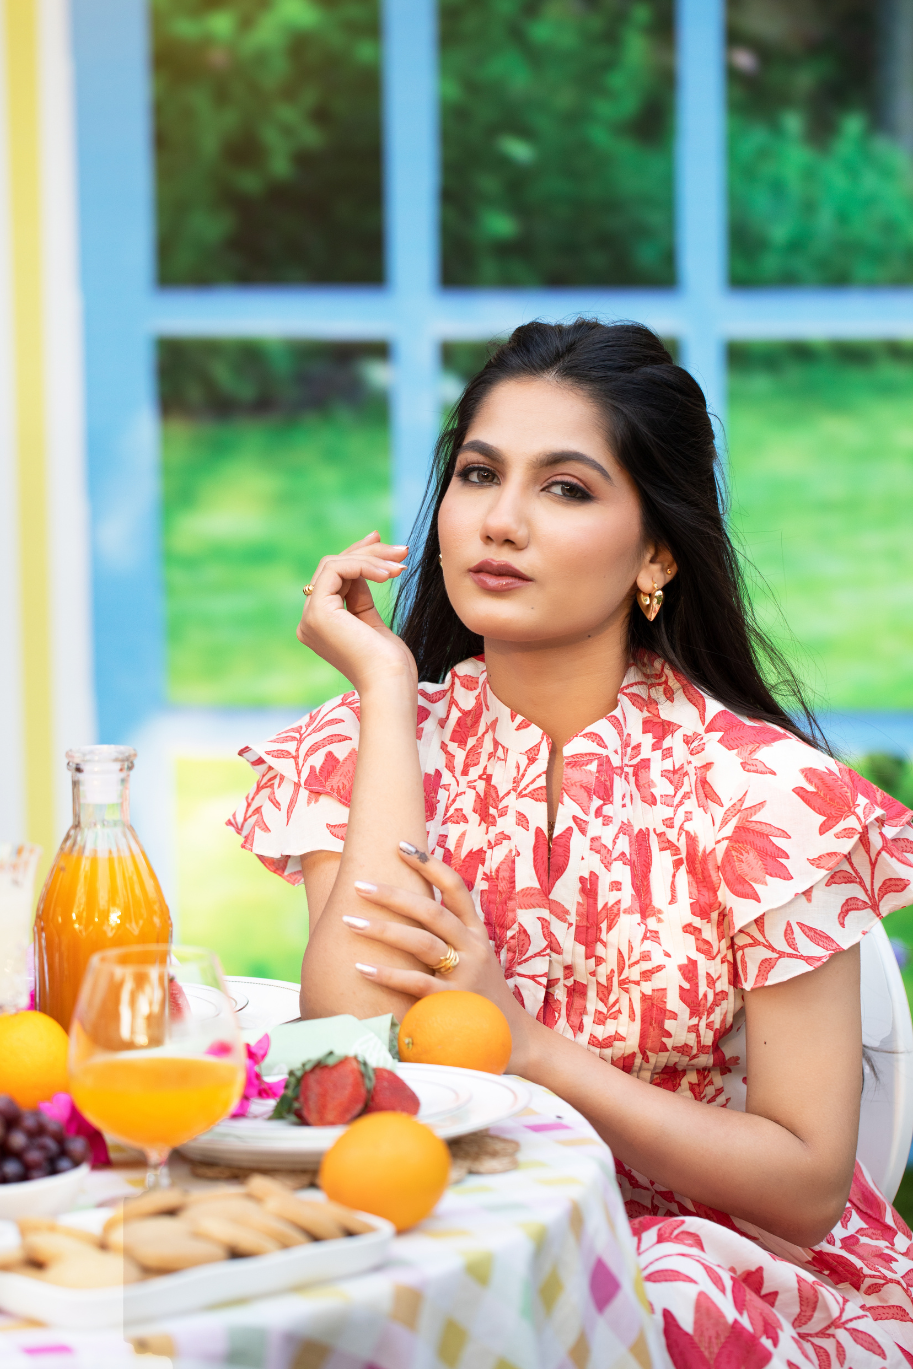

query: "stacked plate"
left=179, top=1063, right=530, bottom=1168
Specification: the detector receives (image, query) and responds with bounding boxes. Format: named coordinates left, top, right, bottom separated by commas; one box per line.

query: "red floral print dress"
left=230, top=654, right=913, bottom=1367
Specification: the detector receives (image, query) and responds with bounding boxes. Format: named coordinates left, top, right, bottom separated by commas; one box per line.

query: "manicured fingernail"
left=353, top=881, right=377, bottom=894
left=355, top=962, right=378, bottom=978
left=343, top=915, right=370, bottom=929
left=399, top=840, right=429, bottom=864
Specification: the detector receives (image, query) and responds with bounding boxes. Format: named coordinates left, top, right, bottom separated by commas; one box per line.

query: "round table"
left=0, top=1085, right=665, bottom=1369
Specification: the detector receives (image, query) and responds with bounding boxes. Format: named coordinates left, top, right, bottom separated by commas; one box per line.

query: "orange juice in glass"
left=34, top=747, right=171, bottom=1031
left=69, top=945, right=245, bottom=1186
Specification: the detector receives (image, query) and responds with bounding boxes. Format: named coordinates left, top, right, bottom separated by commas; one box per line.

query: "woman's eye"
left=547, top=480, right=591, bottom=501
left=459, top=464, right=499, bottom=485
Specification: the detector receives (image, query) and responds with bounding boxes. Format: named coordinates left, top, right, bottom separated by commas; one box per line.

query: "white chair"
left=859, top=922, right=913, bottom=1201
left=228, top=928, right=913, bottom=1202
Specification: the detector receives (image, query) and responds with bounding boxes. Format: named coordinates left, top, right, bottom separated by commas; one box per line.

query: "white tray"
left=179, top=1064, right=530, bottom=1168
left=0, top=1199, right=394, bottom=1329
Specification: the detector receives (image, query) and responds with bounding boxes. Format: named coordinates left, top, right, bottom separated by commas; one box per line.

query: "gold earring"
left=637, top=581, right=664, bottom=622
left=438, top=553, right=443, bottom=566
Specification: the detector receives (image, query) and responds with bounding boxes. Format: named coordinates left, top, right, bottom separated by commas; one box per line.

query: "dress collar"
left=475, top=657, right=650, bottom=758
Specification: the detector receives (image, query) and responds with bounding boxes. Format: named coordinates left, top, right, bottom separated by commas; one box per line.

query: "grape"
left=19, top=1111, right=42, bottom=1137
left=0, top=1110, right=91, bottom=1183
left=63, top=1135, right=89, bottom=1165
left=0, top=1096, right=20, bottom=1125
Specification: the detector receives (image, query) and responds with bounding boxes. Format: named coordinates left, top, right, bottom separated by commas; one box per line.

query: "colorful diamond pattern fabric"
left=0, top=1087, right=663, bottom=1368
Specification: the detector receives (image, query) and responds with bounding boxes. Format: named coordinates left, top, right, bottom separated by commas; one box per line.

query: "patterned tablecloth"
left=0, top=1086, right=666, bottom=1369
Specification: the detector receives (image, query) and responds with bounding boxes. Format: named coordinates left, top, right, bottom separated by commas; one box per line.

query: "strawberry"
left=364, top=1067, right=420, bottom=1115
left=297, top=1056, right=368, bottom=1126
left=168, top=978, right=190, bottom=1021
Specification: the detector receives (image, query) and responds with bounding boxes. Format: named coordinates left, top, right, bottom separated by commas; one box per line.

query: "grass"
left=728, top=346, right=913, bottom=711
left=175, top=756, right=307, bottom=982
left=163, top=400, right=392, bottom=708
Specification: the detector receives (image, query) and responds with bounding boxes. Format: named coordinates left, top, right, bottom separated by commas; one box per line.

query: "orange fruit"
left=0, top=1011, right=70, bottom=1108
left=398, top=991, right=512, bottom=1074
left=319, top=1112, right=450, bottom=1231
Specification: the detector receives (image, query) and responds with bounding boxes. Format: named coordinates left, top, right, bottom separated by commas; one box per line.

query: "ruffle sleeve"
left=704, top=726, right=913, bottom=987
left=731, top=837, right=910, bottom=989
left=226, top=691, right=360, bottom=886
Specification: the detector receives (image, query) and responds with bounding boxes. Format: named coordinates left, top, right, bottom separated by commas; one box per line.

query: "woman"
left=231, top=320, right=913, bottom=1366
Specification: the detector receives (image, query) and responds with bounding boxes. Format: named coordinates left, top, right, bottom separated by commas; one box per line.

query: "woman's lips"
left=467, top=560, right=532, bottom=592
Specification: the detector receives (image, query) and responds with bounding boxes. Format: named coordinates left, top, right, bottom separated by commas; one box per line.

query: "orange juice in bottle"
left=34, top=747, right=172, bottom=1030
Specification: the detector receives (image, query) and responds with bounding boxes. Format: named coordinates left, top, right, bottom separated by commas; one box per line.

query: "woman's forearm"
left=300, top=676, right=431, bottom=1019
left=515, top=1018, right=851, bottom=1247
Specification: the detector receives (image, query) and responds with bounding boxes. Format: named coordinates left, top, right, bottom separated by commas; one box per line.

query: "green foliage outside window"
left=153, top=0, right=913, bottom=290
left=729, top=112, right=913, bottom=284
left=153, top=0, right=383, bottom=284
left=438, top=0, right=674, bottom=286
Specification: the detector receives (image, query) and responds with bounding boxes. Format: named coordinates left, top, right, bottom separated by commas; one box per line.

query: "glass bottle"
left=34, top=747, right=172, bottom=1031
left=0, top=844, right=42, bottom=1012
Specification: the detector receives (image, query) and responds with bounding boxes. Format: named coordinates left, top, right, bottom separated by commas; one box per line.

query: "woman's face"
left=437, top=377, right=674, bottom=647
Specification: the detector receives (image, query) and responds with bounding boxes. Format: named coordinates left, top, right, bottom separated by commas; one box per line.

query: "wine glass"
left=68, top=944, right=246, bottom=1188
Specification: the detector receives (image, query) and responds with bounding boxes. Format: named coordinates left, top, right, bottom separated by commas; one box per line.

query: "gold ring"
left=303, top=584, right=315, bottom=596
left=431, top=944, right=459, bottom=975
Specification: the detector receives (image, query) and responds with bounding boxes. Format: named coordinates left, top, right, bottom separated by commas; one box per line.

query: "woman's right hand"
left=296, top=531, right=417, bottom=695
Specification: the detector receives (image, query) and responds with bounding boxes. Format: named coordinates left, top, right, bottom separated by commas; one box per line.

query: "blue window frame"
left=72, top=0, right=913, bottom=756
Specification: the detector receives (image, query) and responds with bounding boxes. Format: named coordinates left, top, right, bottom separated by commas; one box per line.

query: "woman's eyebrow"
left=535, top=450, right=614, bottom=482
left=459, top=439, right=612, bottom=483
left=459, top=439, right=502, bottom=461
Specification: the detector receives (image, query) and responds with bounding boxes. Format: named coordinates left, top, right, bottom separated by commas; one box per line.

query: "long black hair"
left=393, top=318, right=826, bottom=751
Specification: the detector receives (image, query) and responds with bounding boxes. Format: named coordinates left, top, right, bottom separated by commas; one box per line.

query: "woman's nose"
left=479, top=486, right=529, bottom=548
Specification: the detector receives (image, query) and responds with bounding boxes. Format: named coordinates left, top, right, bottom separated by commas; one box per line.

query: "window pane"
left=176, top=758, right=306, bottom=980
left=440, top=0, right=675, bottom=286
left=153, top=0, right=382, bottom=284
left=728, top=1, right=913, bottom=284
left=728, top=343, right=913, bottom=710
left=161, top=339, right=390, bottom=705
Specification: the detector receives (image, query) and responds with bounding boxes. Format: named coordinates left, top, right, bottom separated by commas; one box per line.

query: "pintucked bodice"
left=229, top=653, right=913, bottom=1107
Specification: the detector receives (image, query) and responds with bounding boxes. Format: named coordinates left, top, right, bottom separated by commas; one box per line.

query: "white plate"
left=417, top=1066, right=531, bottom=1140
left=0, top=1199, right=394, bottom=1329
left=225, top=975, right=300, bottom=1040
left=179, top=1064, right=474, bottom=1167
left=178, top=1065, right=530, bottom=1168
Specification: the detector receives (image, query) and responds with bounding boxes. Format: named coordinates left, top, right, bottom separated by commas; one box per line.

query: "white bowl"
left=0, top=1163, right=90, bottom=1220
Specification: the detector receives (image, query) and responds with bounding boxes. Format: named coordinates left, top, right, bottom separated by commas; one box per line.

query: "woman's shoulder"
left=653, top=661, right=908, bottom=829
left=646, top=662, right=913, bottom=921
left=237, top=689, right=362, bottom=799
left=238, top=658, right=483, bottom=789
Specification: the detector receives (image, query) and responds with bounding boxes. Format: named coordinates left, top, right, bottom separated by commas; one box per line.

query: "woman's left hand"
left=344, top=842, right=531, bottom=1053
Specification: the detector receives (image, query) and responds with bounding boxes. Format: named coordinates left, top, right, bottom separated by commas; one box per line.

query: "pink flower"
left=230, top=1034, right=286, bottom=1118
left=38, top=1093, right=109, bottom=1167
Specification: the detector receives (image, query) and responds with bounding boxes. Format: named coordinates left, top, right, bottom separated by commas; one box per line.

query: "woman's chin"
left=454, top=610, right=590, bottom=650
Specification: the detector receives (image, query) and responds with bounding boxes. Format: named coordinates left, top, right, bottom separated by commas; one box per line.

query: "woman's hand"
left=296, top=531, right=416, bottom=694
left=341, top=842, right=535, bottom=1070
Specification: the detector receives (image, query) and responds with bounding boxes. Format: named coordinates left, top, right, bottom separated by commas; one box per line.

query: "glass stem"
left=143, top=1148, right=171, bottom=1189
